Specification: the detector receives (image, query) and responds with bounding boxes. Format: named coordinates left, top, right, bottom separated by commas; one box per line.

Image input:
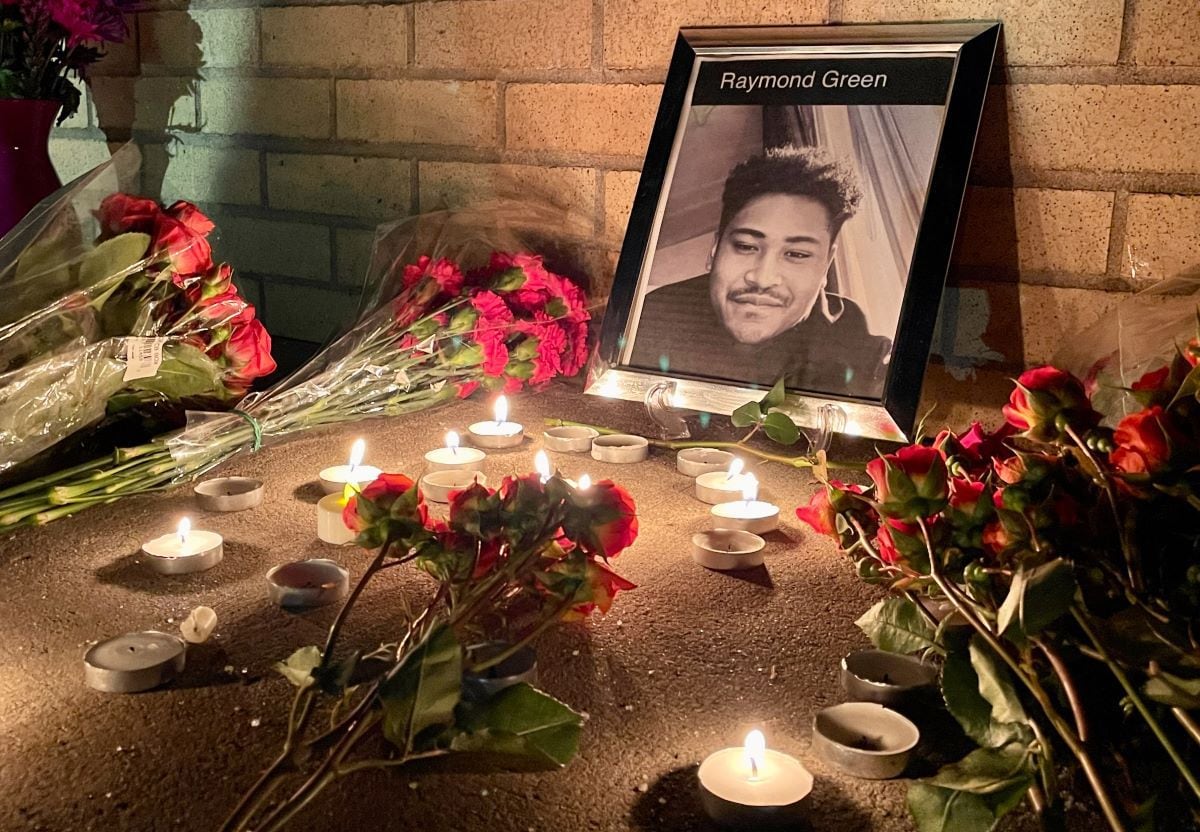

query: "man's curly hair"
left=718, top=145, right=862, bottom=240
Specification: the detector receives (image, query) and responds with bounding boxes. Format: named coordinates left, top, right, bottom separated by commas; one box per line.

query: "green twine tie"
left=234, top=410, right=264, bottom=452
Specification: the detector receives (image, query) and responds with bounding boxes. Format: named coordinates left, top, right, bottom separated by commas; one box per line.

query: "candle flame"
left=348, top=438, right=365, bottom=471
left=341, top=482, right=358, bottom=504
left=726, top=458, right=745, bottom=481
left=446, top=431, right=460, bottom=454
left=741, top=474, right=759, bottom=503
left=578, top=473, right=592, bottom=491
left=535, top=450, right=551, bottom=483
left=494, top=395, right=509, bottom=426
left=177, top=517, right=191, bottom=544
left=744, top=730, right=766, bottom=781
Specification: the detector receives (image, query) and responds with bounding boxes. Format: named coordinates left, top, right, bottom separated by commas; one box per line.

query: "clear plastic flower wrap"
left=0, top=200, right=599, bottom=530
left=0, top=145, right=275, bottom=479
left=1054, top=275, right=1200, bottom=422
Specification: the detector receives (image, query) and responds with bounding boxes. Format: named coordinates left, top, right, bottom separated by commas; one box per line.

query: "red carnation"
left=403, top=255, right=464, bottom=296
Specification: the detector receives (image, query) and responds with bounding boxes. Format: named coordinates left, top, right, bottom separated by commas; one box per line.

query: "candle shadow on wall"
left=95, top=541, right=266, bottom=594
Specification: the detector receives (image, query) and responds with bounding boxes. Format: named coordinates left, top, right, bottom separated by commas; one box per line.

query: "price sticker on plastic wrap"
left=123, top=337, right=166, bottom=382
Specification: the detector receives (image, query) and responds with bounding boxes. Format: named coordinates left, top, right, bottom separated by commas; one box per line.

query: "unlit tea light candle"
left=194, top=476, right=264, bottom=512
left=467, top=395, right=525, bottom=449
left=317, top=485, right=357, bottom=545
left=84, top=631, right=187, bottom=694
left=692, top=529, right=765, bottom=571
left=590, top=433, right=648, bottom=463
left=695, top=458, right=750, bottom=505
left=422, top=469, right=487, bottom=503
left=141, top=518, right=223, bottom=574
left=543, top=425, right=599, bottom=453
left=319, top=438, right=381, bottom=495
left=710, top=475, right=780, bottom=534
left=698, top=730, right=812, bottom=830
left=425, top=431, right=487, bottom=472
left=267, top=559, right=350, bottom=609
left=678, top=447, right=735, bottom=477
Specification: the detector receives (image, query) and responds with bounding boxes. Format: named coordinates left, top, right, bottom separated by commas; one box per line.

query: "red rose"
left=1132, top=366, right=1171, bottom=394
left=96, top=193, right=161, bottom=238
left=1110, top=406, right=1178, bottom=476
left=992, top=455, right=1027, bottom=485
left=224, top=318, right=277, bottom=385
left=982, top=520, right=1015, bottom=555
left=570, top=560, right=637, bottom=618
left=166, top=200, right=215, bottom=237
left=866, top=445, right=948, bottom=519
left=342, top=473, right=428, bottom=546
left=1003, top=366, right=1100, bottom=442
left=795, top=481, right=864, bottom=537
left=588, top=480, right=639, bottom=558
left=153, top=214, right=213, bottom=280
left=874, top=519, right=918, bottom=566
left=1184, top=337, right=1200, bottom=368
left=948, top=477, right=986, bottom=511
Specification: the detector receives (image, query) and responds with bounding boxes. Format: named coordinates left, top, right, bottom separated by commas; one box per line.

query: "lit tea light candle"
left=467, top=396, right=525, bottom=449
left=534, top=450, right=552, bottom=483
left=425, top=430, right=487, bottom=472
left=141, top=517, right=224, bottom=575
left=710, top=475, right=780, bottom=534
left=698, top=729, right=812, bottom=829
left=318, top=438, right=381, bottom=495
left=577, top=473, right=592, bottom=491
left=317, top=483, right=358, bottom=545
left=695, top=458, right=749, bottom=505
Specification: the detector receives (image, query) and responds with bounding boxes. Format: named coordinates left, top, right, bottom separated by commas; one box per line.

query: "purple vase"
left=0, top=99, right=63, bottom=240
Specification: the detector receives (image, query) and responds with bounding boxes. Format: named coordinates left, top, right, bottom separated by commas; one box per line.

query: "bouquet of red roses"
left=223, top=466, right=636, bottom=832
left=0, top=191, right=274, bottom=481
left=0, top=233, right=590, bottom=531
left=798, top=342, right=1200, bottom=830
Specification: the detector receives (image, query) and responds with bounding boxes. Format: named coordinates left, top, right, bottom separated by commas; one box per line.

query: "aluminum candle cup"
left=543, top=425, right=599, bottom=453
left=266, top=559, right=350, bottom=609
left=426, top=431, right=487, bottom=472
left=698, top=731, right=813, bottom=831
left=590, top=434, right=648, bottom=463
left=194, top=477, right=264, bottom=512
left=84, top=631, right=186, bottom=693
left=710, top=501, right=780, bottom=534
left=421, top=470, right=486, bottom=504
left=677, top=447, right=735, bottom=477
left=141, top=520, right=223, bottom=575
left=317, top=492, right=356, bottom=545
left=463, top=642, right=538, bottom=701
left=812, top=702, right=920, bottom=780
left=466, top=421, right=524, bottom=449
left=841, top=649, right=939, bottom=708
left=692, top=529, right=765, bottom=571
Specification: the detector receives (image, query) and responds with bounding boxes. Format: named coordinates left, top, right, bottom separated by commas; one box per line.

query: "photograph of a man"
left=629, top=145, right=892, bottom=398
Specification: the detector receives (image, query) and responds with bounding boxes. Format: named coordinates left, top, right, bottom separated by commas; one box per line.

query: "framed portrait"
left=588, top=22, right=1001, bottom=442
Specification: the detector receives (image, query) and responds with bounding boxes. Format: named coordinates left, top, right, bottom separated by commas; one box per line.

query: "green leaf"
left=942, top=637, right=1028, bottom=747
left=78, top=232, right=151, bottom=289
left=1144, top=669, right=1200, bottom=709
left=449, top=683, right=583, bottom=768
left=926, top=744, right=1034, bottom=795
left=908, top=785, right=996, bottom=832
left=996, top=559, right=1076, bottom=639
left=380, top=623, right=462, bottom=753
left=762, top=411, right=800, bottom=445
left=760, top=377, right=787, bottom=412
left=909, top=745, right=1033, bottom=832
left=124, top=342, right=225, bottom=401
left=969, top=637, right=1027, bottom=726
left=274, top=645, right=322, bottom=688
left=855, top=597, right=938, bottom=655
left=730, top=400, right=762, bottom=428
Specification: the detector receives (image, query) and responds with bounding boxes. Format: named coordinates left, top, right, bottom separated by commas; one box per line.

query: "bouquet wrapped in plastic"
left=0, top=150, right=275, bottom=479
left=0, top=201, right=595, bottom=531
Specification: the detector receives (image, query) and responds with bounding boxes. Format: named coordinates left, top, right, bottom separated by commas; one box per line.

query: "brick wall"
left=50, top=0, right=1200, bottom=370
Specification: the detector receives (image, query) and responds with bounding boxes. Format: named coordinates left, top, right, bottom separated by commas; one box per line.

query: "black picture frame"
left=588, top=21, right=1001, bottom=442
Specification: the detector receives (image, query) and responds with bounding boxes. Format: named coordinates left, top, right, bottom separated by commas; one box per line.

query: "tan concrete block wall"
left=48, top=0, right=1200, bottom=360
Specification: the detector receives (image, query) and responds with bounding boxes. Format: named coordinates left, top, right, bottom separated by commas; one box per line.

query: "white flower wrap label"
left=123, top=337, right=166, bottom=382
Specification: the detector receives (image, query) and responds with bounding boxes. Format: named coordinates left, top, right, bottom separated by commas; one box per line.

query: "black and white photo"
left=593, top=23, right=1001, bottom=440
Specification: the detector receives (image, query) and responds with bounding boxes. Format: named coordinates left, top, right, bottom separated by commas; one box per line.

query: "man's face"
left=709, top=193, right=836, bottom=345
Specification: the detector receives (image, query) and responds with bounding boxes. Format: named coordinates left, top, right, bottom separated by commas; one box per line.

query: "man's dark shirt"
left=628, top=274, right=892, bottom=399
